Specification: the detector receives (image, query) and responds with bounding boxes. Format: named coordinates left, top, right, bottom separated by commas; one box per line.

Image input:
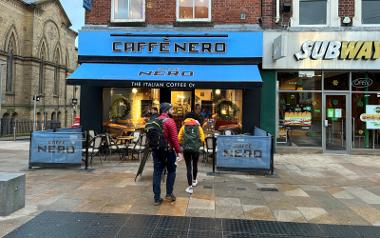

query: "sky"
left=59, top=0, right=85, bottom=45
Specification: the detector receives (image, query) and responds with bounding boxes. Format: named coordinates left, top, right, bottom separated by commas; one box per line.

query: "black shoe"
left=165, top=194, right=176, bottom=202
left=154, top=198, right=163, bottom=206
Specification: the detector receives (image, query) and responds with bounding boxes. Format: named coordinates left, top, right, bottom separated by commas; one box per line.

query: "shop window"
left=177, top=0, right=211, bottom=21
left=194, top=89, right=242, bottom=134
left=351, top=72, right=380, bottom=92
left=278, top=71, right=322, bottom=91
left=291, top=0, right=339, bottom=27
left=111, top=0, right=145, bottom=22
left=323, top=72, right=349, bottom=91
left=352, top=93, right=380, bottom=149
left=362, top=0, right=380, bottom=24
left=278, top=92, right=322, bottom=147
left=102, top=88, right=159, bottom=136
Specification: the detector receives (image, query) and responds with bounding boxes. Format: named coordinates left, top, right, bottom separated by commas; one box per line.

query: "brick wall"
left=85, top=0, right=262, bottom=25
left=85, top=0, right=111, bottom=25
left=339, top=0, right=355, bottom=18
left=261, top=0, right=356, bottom=28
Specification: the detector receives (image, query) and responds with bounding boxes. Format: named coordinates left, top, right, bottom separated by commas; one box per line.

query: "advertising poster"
left=284, top=111, right=312, bottom=126
left=30, top=131, right=83, bottom=165
left=216, top=135, right=271, bottom=170
left=360, top=105, right=380, bottom=129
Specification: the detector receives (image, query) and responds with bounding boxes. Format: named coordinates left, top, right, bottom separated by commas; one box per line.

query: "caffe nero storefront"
left=263, top=31, right=380, bottom=154
left=68, top=28, right=264, bottom=136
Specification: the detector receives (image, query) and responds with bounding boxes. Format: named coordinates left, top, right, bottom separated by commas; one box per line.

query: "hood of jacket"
left=183, top=118, right=200, bottom=126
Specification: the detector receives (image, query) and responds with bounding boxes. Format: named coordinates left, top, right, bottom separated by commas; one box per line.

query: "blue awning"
left=67, top=63, right=262, bottom=88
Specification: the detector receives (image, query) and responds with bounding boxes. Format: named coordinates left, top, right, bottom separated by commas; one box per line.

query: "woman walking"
left=178, top=112, right=205, bottom=194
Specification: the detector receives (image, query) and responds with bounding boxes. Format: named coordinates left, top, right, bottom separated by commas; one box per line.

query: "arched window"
left=53, top=48, right=60, bottom=96
left=6, top=34, right=16, bottom=93
left=51, top=112, right=56, bottom=121
left=39, top=43, right=47, bottom=94
left=57, top=111, right=61, bottom=122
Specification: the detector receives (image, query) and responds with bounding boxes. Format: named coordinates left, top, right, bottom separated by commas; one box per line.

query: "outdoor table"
left=116, top=136, right=135, bottom=159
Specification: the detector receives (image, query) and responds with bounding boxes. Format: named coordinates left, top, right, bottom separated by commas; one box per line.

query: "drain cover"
left=203, top=185, right=213, bottom=189
left=257, top=187, right=279, bottom=192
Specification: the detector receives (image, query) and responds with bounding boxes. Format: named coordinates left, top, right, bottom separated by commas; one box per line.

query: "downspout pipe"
left=275, top=0, right=281, bottom=23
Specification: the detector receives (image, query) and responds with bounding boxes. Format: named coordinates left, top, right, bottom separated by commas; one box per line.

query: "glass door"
left=323, top=94, right=349, bottom=152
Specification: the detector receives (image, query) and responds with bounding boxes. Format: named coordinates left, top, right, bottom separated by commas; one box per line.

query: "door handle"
left=324, top=120, right=329, bottom=127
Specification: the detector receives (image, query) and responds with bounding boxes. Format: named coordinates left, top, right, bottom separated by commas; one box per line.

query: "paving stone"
left=296, top=207, right=328, bottom=221
left=188, top=198, right=215, bottom=210
left=345, top=187, right=380, bottom=205
left=186, top=208, right=215, bottom=218
left=272, top=210, right=306, bottom=223
left=243, top=205, right=274, bottom=221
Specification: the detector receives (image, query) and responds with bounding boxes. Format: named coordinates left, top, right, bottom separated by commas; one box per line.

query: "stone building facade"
left=0, top=0, right=79, bottom=131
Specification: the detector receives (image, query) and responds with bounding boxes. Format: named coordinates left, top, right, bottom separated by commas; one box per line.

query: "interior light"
left=132, top=88, right=138, bottom=94
left=215, top=89, right=221, bottom=95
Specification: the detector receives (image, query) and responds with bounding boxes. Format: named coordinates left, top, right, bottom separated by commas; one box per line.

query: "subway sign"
left=295, top=40, right=380, bottom=61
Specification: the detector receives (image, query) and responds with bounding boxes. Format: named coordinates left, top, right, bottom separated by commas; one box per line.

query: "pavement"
left=1, top=141, right=380, bottom=237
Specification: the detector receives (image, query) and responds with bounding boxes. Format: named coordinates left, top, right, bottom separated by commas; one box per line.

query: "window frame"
left=176, top=0, right=212, bottom=22
left=111, top=0, right=146, bottom=23
left=291, top=0, right=339, bottom=27
left=354, top=0, right=380, bottom=26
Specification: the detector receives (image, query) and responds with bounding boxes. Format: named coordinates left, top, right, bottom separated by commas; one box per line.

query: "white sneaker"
left=192, top=180, right=198, bottom=187
left=185, top=186, right=193, bottom=194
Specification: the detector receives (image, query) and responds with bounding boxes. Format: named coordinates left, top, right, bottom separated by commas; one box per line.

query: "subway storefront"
left=68, top=29, right=264, bottom=135
left=263, top=31, right=380, bottom=154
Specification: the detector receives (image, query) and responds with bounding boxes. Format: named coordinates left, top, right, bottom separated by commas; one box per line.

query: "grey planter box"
left=0, top=173, right=25, bottom=216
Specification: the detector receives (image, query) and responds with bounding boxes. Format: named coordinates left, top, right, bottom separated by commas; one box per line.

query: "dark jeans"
left=152, top=149, right=176, bottom=201
left=184, top=151, right=199, bottom=186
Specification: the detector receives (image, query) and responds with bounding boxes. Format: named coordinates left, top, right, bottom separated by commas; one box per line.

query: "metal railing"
left=0, top=118, right=61, bottom=138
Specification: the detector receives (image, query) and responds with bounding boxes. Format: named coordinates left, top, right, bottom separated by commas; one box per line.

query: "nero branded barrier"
left=29, top=129, right=83, bottom=169
left=216, top=127, right=274, bottom=174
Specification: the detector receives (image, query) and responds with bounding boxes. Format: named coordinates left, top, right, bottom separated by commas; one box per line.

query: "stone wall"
left=0, top=0, right=79, bottom=128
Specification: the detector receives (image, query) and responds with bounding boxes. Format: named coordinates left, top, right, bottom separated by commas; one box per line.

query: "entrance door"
left=323, top=94, right=350, bottom=153
left=170, top=90, right=193, bottom=129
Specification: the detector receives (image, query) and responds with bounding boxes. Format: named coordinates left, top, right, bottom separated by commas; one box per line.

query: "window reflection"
left=324, top=72, right=349, bottom=90
left=178, top=0, right=210, bottom=20
left=103, top=88, right=159, bottom=136
left=278, top=71, right=322, bottom=90
left=114, top=0, right=144, bottom=20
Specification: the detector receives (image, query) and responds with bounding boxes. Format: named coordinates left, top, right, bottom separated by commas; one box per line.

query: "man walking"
left=151, top=103, right=183, bottom=205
